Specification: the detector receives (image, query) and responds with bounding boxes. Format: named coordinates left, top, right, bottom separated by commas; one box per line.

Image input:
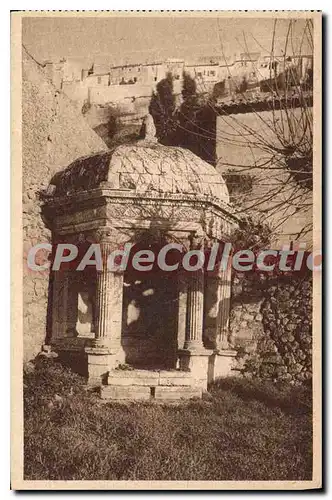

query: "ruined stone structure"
left=42, top=139, right=239, bottom=400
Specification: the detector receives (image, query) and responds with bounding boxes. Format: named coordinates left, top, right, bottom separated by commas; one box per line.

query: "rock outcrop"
left=22, top=46, right=107, bottom=361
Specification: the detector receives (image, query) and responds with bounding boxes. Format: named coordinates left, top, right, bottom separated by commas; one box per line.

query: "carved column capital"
left=93, top=227, right=118, bottom=244
left=188, top=230, right=205, bottom=251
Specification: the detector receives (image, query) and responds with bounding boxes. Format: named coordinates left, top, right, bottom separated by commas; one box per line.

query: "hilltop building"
left=43, top=52, right=313, bottom=109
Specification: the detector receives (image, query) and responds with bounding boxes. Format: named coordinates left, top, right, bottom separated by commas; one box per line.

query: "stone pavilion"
left=42, top=135, right=239, bottom=400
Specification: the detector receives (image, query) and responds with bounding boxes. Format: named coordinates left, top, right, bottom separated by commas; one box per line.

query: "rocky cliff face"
left=22, top=47, right=107, bottom=361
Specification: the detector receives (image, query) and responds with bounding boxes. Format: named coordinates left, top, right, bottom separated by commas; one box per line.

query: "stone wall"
left=22, top=47, right=107, bottom=362
left=259, top=274, right=312, bottom=383
left=89, top=84, right=154, bottom=106
left=229, top=272, right=312, bottom=383
left=61, top=80, right=184, bottom=107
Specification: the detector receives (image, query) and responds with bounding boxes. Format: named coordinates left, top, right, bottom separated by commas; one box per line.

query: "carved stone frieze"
left=106, top=199, right=203, bottom=223
left=54, top=206, right=107, bottom=230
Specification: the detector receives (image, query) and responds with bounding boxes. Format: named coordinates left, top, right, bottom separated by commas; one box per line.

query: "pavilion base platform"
left=46, top=341, right=238, bottom=401
left=100, top=369, right=203, bottom=401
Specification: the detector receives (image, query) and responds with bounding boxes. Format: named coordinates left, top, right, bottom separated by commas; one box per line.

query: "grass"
left=24, top=357, right=312, bottom=481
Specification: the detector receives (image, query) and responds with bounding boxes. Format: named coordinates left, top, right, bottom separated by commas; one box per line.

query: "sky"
left=22, top=16, right=313, bottom=66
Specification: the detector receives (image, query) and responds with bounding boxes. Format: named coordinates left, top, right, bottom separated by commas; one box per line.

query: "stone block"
left=87, top=354, right=110, bottom=366
left=178, top=349, right=212, bottom=390
left=157, top=370, right=187, bottom=378
left=85, top=349, right=111, bottom=385
left=158, top=370, right=192, bottom=386
left=100, top=385, right=151, bottom=400
left=107, top=369, right=159, bottom=386
left=154, top=386, right=202, bottom=400
left=158, top=377, right=192, bottom=386
left=111, top=369, right=159, bottom=379
left=87, top=365, right=108, bottom=386
left=107, top=370, right=193, bottom=387
left=212, top=350, right=238, bottom=380
left=108, top=375, right=158, bottom=386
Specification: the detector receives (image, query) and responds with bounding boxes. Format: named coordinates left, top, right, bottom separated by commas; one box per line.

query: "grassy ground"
left=24, top=357, right=312, bottom=481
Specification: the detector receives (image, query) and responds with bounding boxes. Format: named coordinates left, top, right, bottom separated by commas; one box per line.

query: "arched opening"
left=121, top=233, right=182, bottom=369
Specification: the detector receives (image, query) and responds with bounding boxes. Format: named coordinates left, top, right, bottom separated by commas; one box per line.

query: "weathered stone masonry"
left=230, top=273, right=312, bottom=383
left=41, top=141, right=240, bottom=398
left=22, top=47, right=107, bottom=361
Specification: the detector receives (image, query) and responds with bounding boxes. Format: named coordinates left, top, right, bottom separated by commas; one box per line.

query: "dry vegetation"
left=24, top=357, right=312, bottom=481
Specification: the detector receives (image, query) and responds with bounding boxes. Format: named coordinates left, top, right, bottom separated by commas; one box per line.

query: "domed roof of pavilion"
left=49, top=140, right=230, bottom=206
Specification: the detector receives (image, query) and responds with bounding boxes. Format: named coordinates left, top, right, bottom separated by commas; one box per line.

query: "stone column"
left=94, top=240, right=116, bottom=348
left=184, top=268, right=204, bottom=350
left=203, top=274, right=220, bottom=349
left=176, top=275, right=187, bottom=354
left=66, top=272, right=79, bottom=337
left=85, top=228, right=125, bottom=384
left=51, top=269, right=69, bottom=340
left=216, top=264, right=232, bottom=349
left=213, top=253, right=237, bottom=379
left=178, top=232, right=212, bottom=390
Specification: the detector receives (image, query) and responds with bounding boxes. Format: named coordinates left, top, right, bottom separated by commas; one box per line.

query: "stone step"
left=107, top=369, right=193, bottom=387
left=100, top=384, right=202, bottom=401
left=154, top=386, right=202, bottom=401
left=101, top=385, right=151, bottom=401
